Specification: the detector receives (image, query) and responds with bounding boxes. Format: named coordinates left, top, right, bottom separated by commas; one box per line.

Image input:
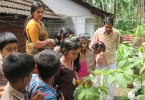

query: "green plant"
left=129, top=42, right=145, bottom=99
left=117, top=42, right=137, bottom=69
left=74, top=67, right=133, bottom=100
left=134, top=43, right=145, bottom=84
left=119, top=95, right=129, bottom=100
left=74, top=75, right=100, bottom=100
left=134, top=24, right=145, bottom=38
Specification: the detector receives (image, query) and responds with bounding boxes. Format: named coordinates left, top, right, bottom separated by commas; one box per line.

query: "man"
left=90, top=17, right=120, bottom=100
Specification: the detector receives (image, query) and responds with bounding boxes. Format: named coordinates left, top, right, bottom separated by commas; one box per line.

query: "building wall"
left=43, top=19, right=66, bottom=38
left=71, top=16, right=94, bottom=39
left=0, top=17, right=26, bottom=53
left=0, top=15, right=63, bottom=53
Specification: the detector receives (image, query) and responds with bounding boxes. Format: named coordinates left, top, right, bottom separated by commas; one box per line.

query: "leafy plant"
left=74, top=75, right=100, bottom=100
left=74, top=67, right=133, bottom=100
left=119, top=95, right=129, bottom=100
left=117, top=42, right=137, bottom=69
left=134, top=24, right=145, bottom=38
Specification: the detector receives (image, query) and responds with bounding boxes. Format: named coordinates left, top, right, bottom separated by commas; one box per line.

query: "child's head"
left=91, top=41, right=105, bottom=54
left=55, top=26, right=74, bottom=46
left=60, top=38, right=81, bottom=58
left=3, top=53, right=35, bottom=86
left=34, top=49, right=60, bottom=82
left=0, top=32, right=18, bottom=58
left=77, top=34, right=88, bottom=50
left=60, top=38, right=81, bottom=71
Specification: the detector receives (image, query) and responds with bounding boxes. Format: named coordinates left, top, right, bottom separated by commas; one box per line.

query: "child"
left=77, top=35, right=94, bottom=81
left=77, top=35, right=106, bottom=81
left=54, top=26, right=74, bottom=55
left=1, top=53, right=44, bottom=100
left=0, top=32, right=18, bottom=97
left=91, top=41, right=106, bottom=55
left=28, top=49, right=60, bottom=100
left=91, top=41, right=106, bottom=66
left=53, top=38, right=81, bottom=100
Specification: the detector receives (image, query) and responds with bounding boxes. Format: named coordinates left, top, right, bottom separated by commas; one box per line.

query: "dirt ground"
left=114, top=87, right=132, bottom=100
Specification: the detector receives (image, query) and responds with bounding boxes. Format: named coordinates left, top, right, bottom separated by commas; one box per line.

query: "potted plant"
left=128, top=42, right=145, bottom=100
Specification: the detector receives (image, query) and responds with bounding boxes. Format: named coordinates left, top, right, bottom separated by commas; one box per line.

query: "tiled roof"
left=72, top=0, right=113, bottom=19
left=0, top=0, right=61, bottom=19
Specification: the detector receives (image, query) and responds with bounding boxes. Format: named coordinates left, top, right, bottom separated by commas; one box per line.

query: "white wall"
left=71, top=17, right=94, bottom=39
left=42, top=0, right=92, bottom=16
left=85, top=18, right=94, bottom=39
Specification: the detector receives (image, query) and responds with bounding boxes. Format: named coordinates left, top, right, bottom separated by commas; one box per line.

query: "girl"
left=91, top=41, right=106, bottom=67
left=91, top=41, right=106, bottom=55
left=77, top=34, right=105, bottom=81
left=54, top=26, right=74, bottom=55
left=24, top=1, right=54, bottom=57
left=53, top=38, right=81, bottom=100
left=77, top=35, right=93, bottom=80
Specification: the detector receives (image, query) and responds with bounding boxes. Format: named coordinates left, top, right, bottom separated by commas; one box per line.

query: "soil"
left=114, top=87, right=132, bottom=100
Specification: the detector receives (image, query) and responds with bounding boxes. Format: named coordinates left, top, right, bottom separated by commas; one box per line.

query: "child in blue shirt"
left=28, top=49, right=60, bottom=100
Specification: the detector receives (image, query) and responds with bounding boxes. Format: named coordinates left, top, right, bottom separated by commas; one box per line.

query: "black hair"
left=34, top=49, right=60, bottom=81
left=77, top=33, right=88, bottom=40
left=55, top=26, right=74, bottom=46
left=3, top=53, right=35, bottom=83
left=79, top=33, right=90, bottom=40
left=91, top=41, right=106, bottom=52
left=103, top=17, right=114, bottom=25
left=77, top=33, right=89, bottom=49
left=0, top=32, right=18, bottom=50
left=60, top=38, right=81, bottom=72
left=23, top=1, right=45, bottom=38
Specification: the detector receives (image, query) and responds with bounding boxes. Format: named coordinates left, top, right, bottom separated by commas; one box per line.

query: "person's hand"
left=47, top=39, right=55, bottom=50
left=47, top=39, right=55, bottom=45
left=0, top=86, right=4, bottom=91
left=30, top=90, right=44, bottom=100
left=0, top=91, right=4, bottom=97
left=0, top=86, right=4, bottom=97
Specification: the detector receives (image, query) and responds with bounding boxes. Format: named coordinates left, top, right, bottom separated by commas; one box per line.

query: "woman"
left=24, top=1, right=54, bottom=56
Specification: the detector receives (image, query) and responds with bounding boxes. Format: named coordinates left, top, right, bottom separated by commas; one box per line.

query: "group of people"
left=0, top=1, right=120, bottom=100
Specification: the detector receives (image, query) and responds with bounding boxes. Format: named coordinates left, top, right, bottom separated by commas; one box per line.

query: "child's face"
left=79, top=39, right=87, bottom=50
left=0, top=43, right=18, bottom=58
left=94, top=47, right=103, bottom=54
left=66, top=48, right=81, bottom=61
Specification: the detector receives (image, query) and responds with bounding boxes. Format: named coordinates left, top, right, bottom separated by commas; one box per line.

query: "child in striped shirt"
left=28, top=49, right=60, bottom=100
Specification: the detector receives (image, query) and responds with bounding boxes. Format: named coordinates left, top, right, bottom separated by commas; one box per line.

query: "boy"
left=0, top=32, right=18, bottom=97
left=1, top=53, right=44, bottom=100
left=28, top=49, right=60, bottom=100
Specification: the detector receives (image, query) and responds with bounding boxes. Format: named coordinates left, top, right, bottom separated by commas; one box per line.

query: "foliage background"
left=85, top=0, right=145, bottom=35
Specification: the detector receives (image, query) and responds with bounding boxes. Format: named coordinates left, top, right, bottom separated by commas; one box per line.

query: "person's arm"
left=34, top=39, right=54, bottom=49
left=75, top=71, right=81, bottom=86
left=0, top=91, right=4, bottom=97
left=0, top=86, right=4, bottom=91
left=116, top=32, right=121, bottom=50
left=27, top=23, right=54, bottom=49
left=30, top=90, right=44, bottom=100
left=0, top=86, right=4, bottom=97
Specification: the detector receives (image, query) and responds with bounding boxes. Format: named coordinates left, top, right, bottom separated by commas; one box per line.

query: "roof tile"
left=0, top=0, right=60, bottom=19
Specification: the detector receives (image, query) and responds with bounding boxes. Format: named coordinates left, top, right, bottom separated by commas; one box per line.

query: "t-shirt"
left=28, top=74, right=57, bottom=100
